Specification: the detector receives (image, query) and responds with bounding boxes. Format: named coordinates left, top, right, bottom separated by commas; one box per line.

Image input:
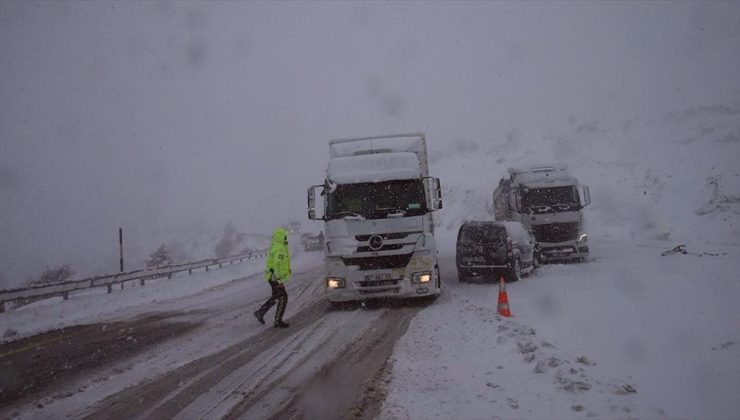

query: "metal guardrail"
left=0, top=249, right=268, bottom=313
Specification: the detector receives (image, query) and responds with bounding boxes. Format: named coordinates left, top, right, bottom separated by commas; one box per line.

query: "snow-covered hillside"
left=433, top=103, right=740, bottom=249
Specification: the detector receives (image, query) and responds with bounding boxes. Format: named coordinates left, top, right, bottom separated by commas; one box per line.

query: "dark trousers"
left=255, top=280, right=288, bottom=322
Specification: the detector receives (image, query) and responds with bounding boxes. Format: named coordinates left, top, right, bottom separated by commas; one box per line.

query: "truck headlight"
left=412, top=271, right=432, bottom=284
left=326, top=277, right=345, bottom=289
left=577, top=233, right=588, bottom=243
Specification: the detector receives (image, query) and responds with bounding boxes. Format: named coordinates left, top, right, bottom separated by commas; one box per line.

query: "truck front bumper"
left=325, top=255, right=440, bottom=302
left=538, top=240, right=589, bottom=262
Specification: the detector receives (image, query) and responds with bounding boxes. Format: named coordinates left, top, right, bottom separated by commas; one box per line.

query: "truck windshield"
left=326, top=179, right=427, bottom=220
left=521, top=186, right=580, bottom=213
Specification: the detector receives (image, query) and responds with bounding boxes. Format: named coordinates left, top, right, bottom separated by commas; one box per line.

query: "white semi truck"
left=307, top=133, right=443, bottom=304
left=492, top=164, right=591, bottom=262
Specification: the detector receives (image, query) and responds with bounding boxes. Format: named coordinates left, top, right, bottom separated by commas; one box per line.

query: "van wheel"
left=508, top=258, right=521, bottom=282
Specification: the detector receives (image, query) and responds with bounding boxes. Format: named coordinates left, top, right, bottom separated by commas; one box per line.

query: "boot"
left=274, top=320, right=290, bottom=328
left=254, top=296, right=276, bottom=326
left=253, top=310, right=265, bottom=325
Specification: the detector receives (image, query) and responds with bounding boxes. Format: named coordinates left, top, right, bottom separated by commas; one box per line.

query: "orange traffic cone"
left=497, top=276, right=512, bottom=317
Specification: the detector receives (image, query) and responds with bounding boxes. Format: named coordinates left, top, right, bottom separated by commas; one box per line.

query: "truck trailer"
left=307, top=133, right=443, bottom=304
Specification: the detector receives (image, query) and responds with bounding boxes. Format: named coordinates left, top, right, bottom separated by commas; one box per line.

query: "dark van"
left=456, top=221, right=538, bottom=283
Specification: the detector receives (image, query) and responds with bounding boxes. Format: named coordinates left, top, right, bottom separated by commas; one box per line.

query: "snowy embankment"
left=381, top=105, right=740, bottom=419
left=0, top=235, right=312, bottom=343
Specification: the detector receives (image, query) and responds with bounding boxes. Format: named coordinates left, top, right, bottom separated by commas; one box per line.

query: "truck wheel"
left=507, top=258, right=521, bottom=283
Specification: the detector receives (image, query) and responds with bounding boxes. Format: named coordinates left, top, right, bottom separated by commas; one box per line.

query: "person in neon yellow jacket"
left=254, top=227, right=292, bottom=328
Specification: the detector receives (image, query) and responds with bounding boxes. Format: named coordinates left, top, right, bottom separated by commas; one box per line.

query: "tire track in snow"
left=81, top=298, right=330, bottom=419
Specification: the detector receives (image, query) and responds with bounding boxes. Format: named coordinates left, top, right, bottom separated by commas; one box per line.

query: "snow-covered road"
left=2, top=237, right=739, bottom=419
left=1, top=251, right=427, bottom=419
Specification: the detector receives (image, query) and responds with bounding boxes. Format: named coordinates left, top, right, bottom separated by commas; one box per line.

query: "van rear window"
left=459, top=225, right=505, bottom=248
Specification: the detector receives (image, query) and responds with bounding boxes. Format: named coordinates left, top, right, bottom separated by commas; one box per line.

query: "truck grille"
left=355, top=232, right=415, bottom=241
left=358, top=279, right=400, bottom=287
left=341, top=254, right=413, bottom=270
left=532, top=222, right=579, bottom=243
left=357, top=244, right=405, bottom=252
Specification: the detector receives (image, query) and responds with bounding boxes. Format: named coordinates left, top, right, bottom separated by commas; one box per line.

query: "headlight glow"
left=326, top=277, right=345, bottom=289
left=577, top=233, right=588, bottom=243
left=413, top=271, right=432, bottom=284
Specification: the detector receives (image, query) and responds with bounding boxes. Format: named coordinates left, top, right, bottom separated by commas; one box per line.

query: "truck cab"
left=493, top=164, right=591, bottom=262
left=308, top=133, right=443, bottom=303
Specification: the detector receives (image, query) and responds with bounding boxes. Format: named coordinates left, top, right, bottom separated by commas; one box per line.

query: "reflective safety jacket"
left=264, top=228, right=292, bottom=283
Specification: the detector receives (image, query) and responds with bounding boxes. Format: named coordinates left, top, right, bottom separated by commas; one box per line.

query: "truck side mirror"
left=435, top=177, right=443, bottom=209
left=582, top=185, right=591, bottom=207
left=307, top=185, right=324, bottom=220
left=424, top=177, right=443, bottom=211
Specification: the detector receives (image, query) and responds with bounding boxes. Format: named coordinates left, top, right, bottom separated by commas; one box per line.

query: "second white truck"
left=307, top=133, right=443, bottom=305
left=493, top=164, right=591, bottom=262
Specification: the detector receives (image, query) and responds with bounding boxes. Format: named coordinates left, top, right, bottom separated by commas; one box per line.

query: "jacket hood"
left=271, top=228, right=288, bottom=245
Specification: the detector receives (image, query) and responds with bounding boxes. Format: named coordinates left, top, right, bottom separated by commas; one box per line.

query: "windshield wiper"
left=377, top=207, right=407, bottom=217
left=529, top=205, right=552, bottom=213
left=552, top=203, right=576, bottom=211
left=332, top=211, right=365, bottom=220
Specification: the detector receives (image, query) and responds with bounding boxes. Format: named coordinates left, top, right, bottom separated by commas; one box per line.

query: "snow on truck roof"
left=327, top=152, right=422, bottom=184
left=329, top=134, right=425, bottom=157
left=507, top=163, right=577, bottom=187
left=507, top=163, right=568, bottom=174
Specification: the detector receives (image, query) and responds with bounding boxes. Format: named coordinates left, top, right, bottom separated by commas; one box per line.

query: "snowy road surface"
left=1, top=253, right=427, bottom=419
left=2, top=237, right=739, bottom=419
left=381, top=238, right=740, bottom=420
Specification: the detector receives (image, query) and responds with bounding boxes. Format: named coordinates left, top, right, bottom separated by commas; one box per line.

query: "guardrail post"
left=219, top=263, right=222, bottom=268
left=205, top=265, right=209, bottom=272
left=107, top=284, right=112, bottom=294
left=168, top=273, right=172, bottom=279
left=140, top=278, right=145, bottom=286
left=121, top=282, right=125, bottom=289
left=63, top=292, right=69, bottom=300
left=188, top=269, right=192, bottom=275
left=0, top=302, right=5, bottom=313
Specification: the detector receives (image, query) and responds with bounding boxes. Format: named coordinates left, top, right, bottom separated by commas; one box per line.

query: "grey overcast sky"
left=1, top=1, right=739, bottom=285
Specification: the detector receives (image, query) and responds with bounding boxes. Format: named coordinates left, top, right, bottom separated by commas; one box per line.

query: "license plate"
left=366, top=273, right=392, bottom=281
